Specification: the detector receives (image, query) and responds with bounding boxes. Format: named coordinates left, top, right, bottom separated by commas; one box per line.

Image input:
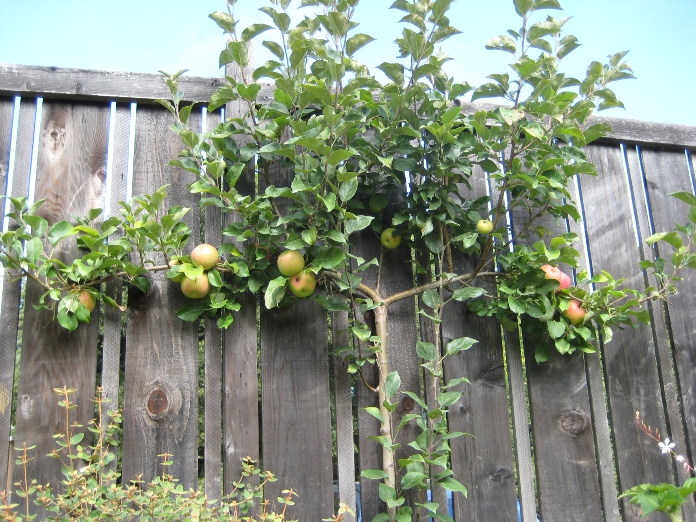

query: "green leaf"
left=209, top=11, right=236, bottom=33
left=361, top=469, right=388, bottom=480
left=346, top=33, right=375, bottom=56
left=514, top=0, right=533, bottom=16
left=422, top=288, right=440, bottom=309
left=176, top=299, right=209, bottom=322
left=485, top=35, right=517, bottom=54
left=312, top=247, right=345, bottom=269
left=220, top=41, right=249, bottom=68
left=438, top=476, right=468, bottom=496
left=364, top=406, right=385, bottom=423
left=671, top=191, right=696, bottom=207
left=377, top=62, right=405, bottom=86
left=345, top=215, right=374, bottom=236
left=241, top=23, right=273, bottom=42
left=451, top=287, right=485, bottom=301
left=446, top=337, right=477, bottom=355
left=262, top=40, right=285, bottom=60
left=25, top=237, right=43, bottom=264
left=416, top=342, right=437, bottom=362
left=401, top=471, right=427, bottom=489
left=339, top=177, right=358, bottom=202
left=264, top=276, right=287, bottom=309
left=48, top=220, right=77, bottom=246
left=327, top=149, right=355, bottom=166
left=547, top=320, right=565, bottom=339
left=385, top=371, right=401, bottom=398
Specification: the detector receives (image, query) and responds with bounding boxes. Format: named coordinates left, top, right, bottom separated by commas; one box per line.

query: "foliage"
left=619, top=412, right=696, bottom=522
left=1, top=387, right=350, bottom=521
left=1, top=0, right=695, bottom=519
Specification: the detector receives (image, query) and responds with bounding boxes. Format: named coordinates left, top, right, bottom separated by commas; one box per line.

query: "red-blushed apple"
left=277, top=250, right=305, bottom=277
left=562, top=300, right=586, bottom=325
left=288, top=269, right=316, bottom=297
left=181, top=273, right=210, bottom=299
left=380, top=228, right=401, bottom=249
left=541, top=264, right=571, bottom=290
left=190, top=243, right=219, bottom=270
left=476, top=219, right=494, bottom=234
left=78, top=290, right=96, bottom=313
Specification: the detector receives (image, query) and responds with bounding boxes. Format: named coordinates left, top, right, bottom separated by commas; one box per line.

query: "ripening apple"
left=288, top=269, right=317, bottom=298
left=181, top=273, right=210, bottom=299
left=78, top=290, right=96, bottom=313
left=540, top=264, right=571, bottom=290
left=380, top=228, right=401, bottom=249
left=476, top=219, right=494, bottom=234
left=563, top=300, right=586, bottom=325
left=190, top=243, right=219, bottom=270
left=277, top=250, right=305, bottom=277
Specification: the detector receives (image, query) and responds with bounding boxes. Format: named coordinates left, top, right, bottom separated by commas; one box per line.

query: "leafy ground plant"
left=1, top=387, right=352, bottom=521
left=2, top=0, right=696, bottom=520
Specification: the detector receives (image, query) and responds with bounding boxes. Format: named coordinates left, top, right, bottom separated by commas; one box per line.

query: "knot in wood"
left=147, top=388, right=169, bottom=419
left=75, top=83, right=83, bottom=94
left=558, top=410, right=588, bottom=437
left=400, top=396, right=415, bottom=412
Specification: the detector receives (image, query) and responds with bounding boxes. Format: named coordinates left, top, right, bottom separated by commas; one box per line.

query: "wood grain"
left=637, top=147, right=696, bottom=505
left=441, top=170, right=518, bottom=521
left=259, top=156, right=334, bottom=520
left=581, top=143, right=673, bottom=520
left=120, top=105, right=200, bottom=489
left=0, top=97, right=20, bottom=493
left=12, top=100, right=108, bottom=518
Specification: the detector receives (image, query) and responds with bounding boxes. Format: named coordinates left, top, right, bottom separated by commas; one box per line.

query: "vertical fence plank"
left=100, top=103, right=130, bottom=425
left=333, top=308, right=357, bottom=520
left=0, top=97, right=18, bottom=492
left=441, top=172, right=518, bottom=521
left=259, top=160, right=334, bottom=519
left=202, top=107, right=223, bottom=501
left=222, top=57, right=261, bottom=495
left=260, top=303, right=334, bottom=518
left=12, top=101, right=107, bottom=517
left=636, top=147, right=696, bottom=491
left=581, top=143, right=673, bottom=520
left=510, top=199, right=602, bottom=520
left=120, top=105, right=200, bottom=489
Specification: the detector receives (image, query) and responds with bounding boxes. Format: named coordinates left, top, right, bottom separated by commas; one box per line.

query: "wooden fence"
left=1, top=63, right=696, bottom=521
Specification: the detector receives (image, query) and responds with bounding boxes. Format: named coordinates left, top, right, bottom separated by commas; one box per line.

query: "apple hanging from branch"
left=541, top=264, right=571, bottom=290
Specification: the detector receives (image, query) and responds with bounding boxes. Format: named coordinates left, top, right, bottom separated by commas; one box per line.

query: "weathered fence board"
left=11, top=100, right=107, bottom=519
left=582, top=144, right=675, bottom=520
left=120, top=105, right=201, bottom=489
left=1, top=63, right=695, bottom=522
left=0, top=97, right=19, bottom=493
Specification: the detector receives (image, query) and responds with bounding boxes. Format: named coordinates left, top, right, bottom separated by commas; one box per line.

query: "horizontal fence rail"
left=0, top=64, right=695, bottom=521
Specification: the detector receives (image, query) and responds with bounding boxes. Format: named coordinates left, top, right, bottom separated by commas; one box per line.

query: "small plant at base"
left=619, top=412, right=696, bottom=522
left=1, top=388, right=312, bottom=521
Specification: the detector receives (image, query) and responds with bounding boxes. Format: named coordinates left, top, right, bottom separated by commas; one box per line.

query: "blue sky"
left=0, top=0, right=694, bottom=126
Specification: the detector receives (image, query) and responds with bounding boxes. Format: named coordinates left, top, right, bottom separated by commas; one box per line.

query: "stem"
left=374, top=303, right=397, bottom=522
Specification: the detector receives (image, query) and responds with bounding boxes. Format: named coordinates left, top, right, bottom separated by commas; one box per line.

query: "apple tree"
left=2, top=0, right=696, bottom=520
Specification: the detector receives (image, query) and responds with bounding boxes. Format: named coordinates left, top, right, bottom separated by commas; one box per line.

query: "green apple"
left=277, top=250, right=305, bottom=277
left=476, top=219, right=494, bottom=234
left=562, top=300, right=586, bottom=325
left=181, top=273, right=210, bottom=299
left=190, top=243, right=219, bottom=270
left=288, top=269, right=317, bottom=297
left=380, top=228, right=401, bottom=249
